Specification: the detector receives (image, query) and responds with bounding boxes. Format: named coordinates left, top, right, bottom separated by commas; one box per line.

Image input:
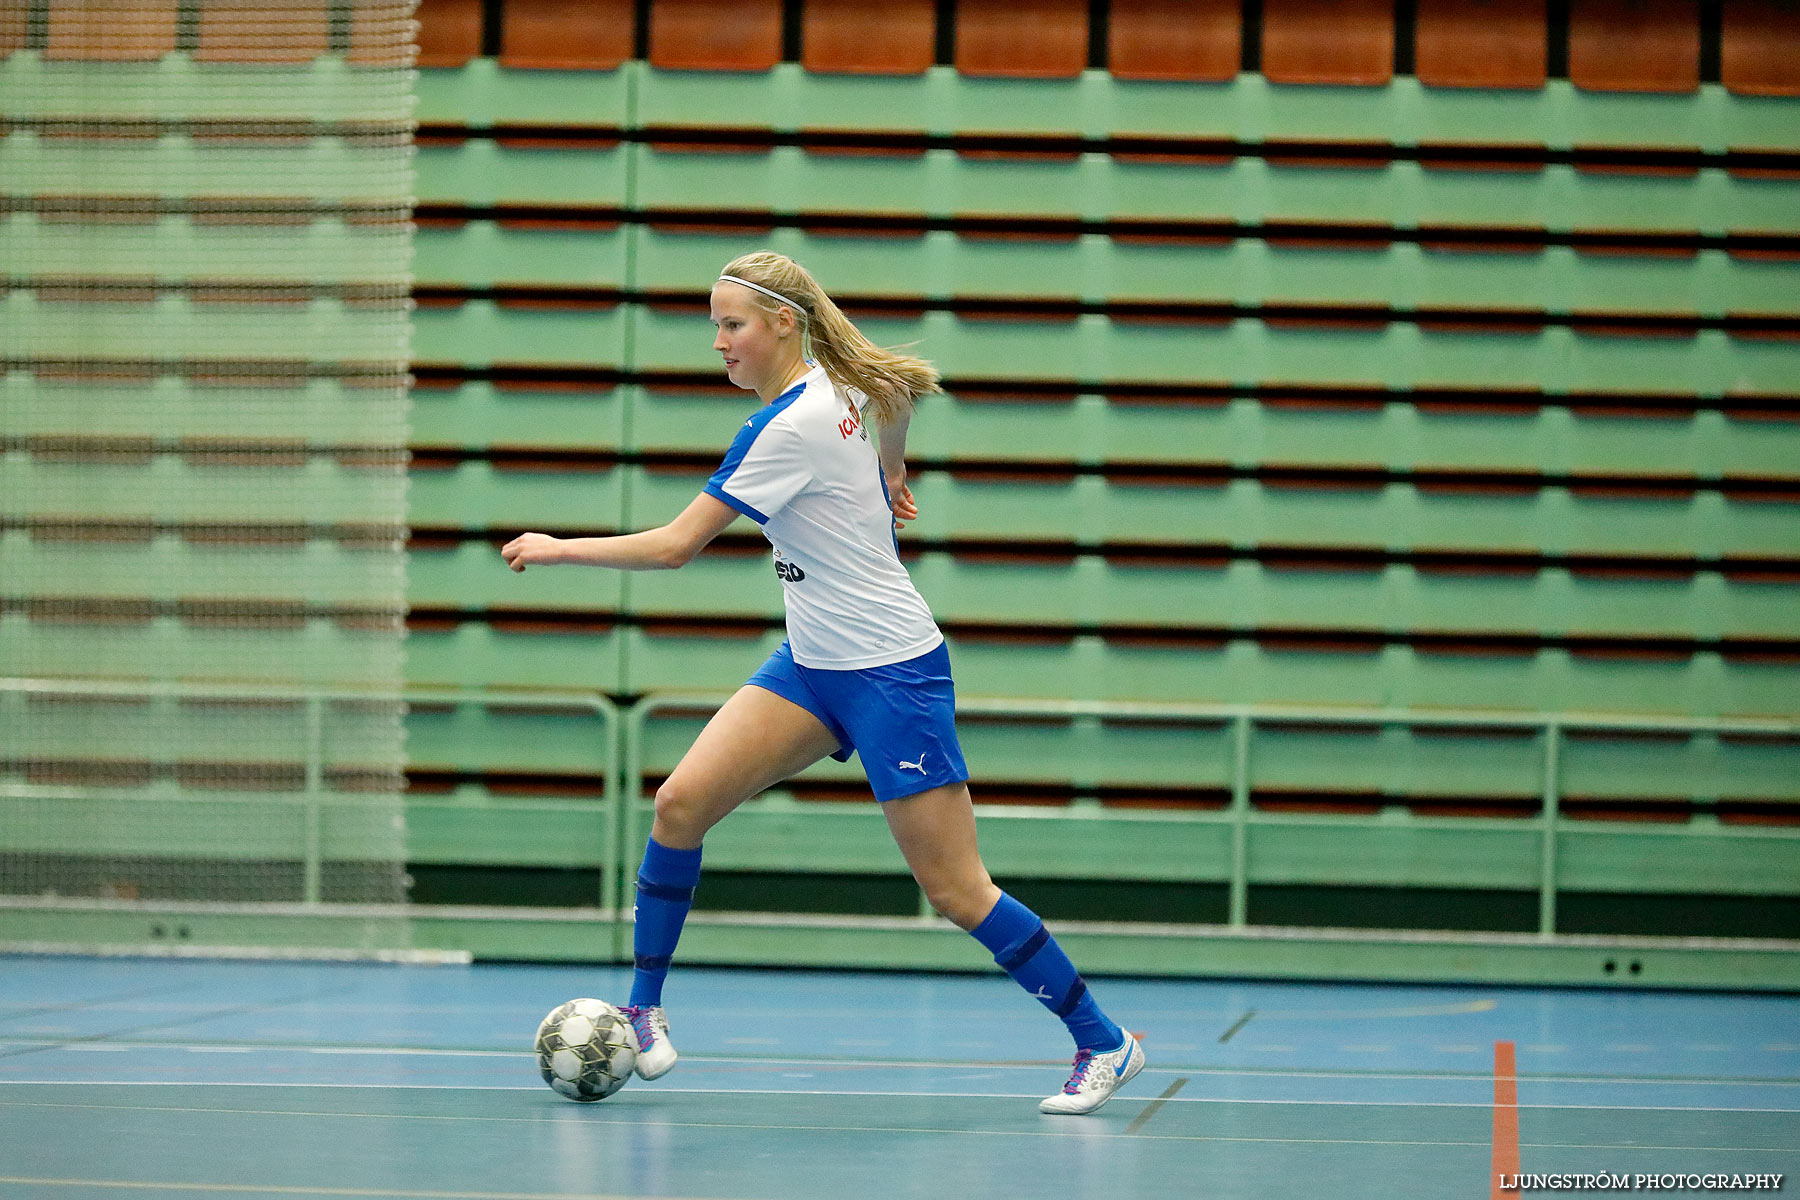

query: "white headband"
left=718, top=274, right=806, bottom=319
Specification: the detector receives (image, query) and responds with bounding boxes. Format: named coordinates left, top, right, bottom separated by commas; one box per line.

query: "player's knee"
left=651, top=778, right=710, bottom=846
left=923, top=877, right=1001, bottom=932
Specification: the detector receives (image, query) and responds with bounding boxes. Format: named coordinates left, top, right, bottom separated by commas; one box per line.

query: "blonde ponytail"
left=718, top=251, right=940, bottom=425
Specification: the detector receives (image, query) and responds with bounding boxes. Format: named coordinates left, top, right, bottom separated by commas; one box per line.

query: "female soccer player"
left=501, top=251, right=1144, bottom=1114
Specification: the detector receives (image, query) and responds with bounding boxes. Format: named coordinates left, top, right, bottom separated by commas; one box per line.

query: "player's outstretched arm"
left=502, top=494, right=739, bottom=572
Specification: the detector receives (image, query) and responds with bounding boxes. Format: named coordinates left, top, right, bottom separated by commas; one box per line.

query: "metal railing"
left=629, top=692, right=1800, bottom=937
left=7, top=677, right=1797, bottom=943
left=1, top=677, right=619, bottom=909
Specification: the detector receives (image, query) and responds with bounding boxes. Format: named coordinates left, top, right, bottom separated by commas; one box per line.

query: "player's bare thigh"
left=883, top=781, right=1001, bottom=931
left=652, top=684, right=841, bottom=849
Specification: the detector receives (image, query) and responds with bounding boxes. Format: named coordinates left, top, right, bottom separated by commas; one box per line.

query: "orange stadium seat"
left=1108, top=0, right=1240, bottom=82
left=502, top=0, right=635, bottom=70
left=1568, top=0, right=1700, bottom=93
left=415, top=0, right=483, bottom=68
left=194, top=1, right=329, bottom=63
left=1261, top=0, right=1395, bottom=86
left=349, top=0, right=419, bottom=67
left=956, top=0, right=1089, bottom=79
left=650, top=0, right=782, bottom=71
left=44, top=0, right=177, bottom=61
left=802, top=0, right=936, bottom=75
left=1721, top=0, right=1800, bottom=97
left=1415, top=0, right=1547, bottom=89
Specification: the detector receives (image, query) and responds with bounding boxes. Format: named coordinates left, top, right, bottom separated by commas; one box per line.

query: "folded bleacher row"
left=5, top=1, right=1797, bottom=971
left=417, top=0, right=1800, bottom=94
left=392, top=1, right=1800, bottom=959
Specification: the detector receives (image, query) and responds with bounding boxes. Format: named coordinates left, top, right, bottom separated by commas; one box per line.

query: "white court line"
left=0, top=1179, right=710, bottom=1200
left=1520, top=1142, right=1800, bottom=1154
left=2, top=1081, right=1798, bottom=1114
left=0, top=1102, right=1487, bottom=1148
left=0, top=1041, right=522, bottom=1059
left=5, top=1040, right=1795, bottom=1090
left=6, top=1104, right=1799, bottom=1157
left=306, top=1047, right=518, bottom=1058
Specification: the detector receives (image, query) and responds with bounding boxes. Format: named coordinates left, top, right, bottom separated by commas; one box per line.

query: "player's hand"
left=501, top=532, right=562, bottom=572
left=889, top=481, right=917, bottom=530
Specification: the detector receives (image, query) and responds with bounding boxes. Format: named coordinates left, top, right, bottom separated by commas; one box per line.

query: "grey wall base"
left=4, top=899, right=1795, bottom=991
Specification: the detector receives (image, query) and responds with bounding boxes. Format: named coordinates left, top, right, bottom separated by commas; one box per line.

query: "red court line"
left=1491, top=1039, right=1520, bottom=1199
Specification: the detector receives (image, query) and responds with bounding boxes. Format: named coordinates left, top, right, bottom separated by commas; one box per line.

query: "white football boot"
left=1038, top=1035, right=1146, bottom=1115
left=619, top=1004, right=678, bottom=1080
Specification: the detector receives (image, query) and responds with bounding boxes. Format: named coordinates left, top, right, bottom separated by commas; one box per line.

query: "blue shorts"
left=746, top=640, right=971, bottom=803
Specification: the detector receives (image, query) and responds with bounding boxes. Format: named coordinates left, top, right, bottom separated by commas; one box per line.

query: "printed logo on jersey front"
left=836, top=407, right=868, bottom=443
left=773, top=550, right=806, bottom=583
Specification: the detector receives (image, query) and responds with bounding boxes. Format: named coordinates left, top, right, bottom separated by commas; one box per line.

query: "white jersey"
left=704, top=366, right=943, bottom=670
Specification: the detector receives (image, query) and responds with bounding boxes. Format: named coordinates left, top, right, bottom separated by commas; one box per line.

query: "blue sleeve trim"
left=708, top=418, right=767, bottom=492
left=706, top=388, right=806, bottom=524
left=704, top=482, right=768, bottom=525
left=712, top=392, right=803, bottom=483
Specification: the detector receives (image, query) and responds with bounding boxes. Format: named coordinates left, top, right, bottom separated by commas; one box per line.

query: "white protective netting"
left=0, top=1, right=417, bottom=911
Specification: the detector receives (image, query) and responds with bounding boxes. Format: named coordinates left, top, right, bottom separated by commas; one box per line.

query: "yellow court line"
left=0, top=1181, right=733, bottom=1200
left=5, top=1039, right=1793, bottom=1089
left=1253, top=999, right=1500, bottom=1021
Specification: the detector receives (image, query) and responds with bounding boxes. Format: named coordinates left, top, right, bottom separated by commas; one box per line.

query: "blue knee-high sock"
left=628, top=836, right=703, bottom=1008
left=970, top=892, right=1124, bottom=1053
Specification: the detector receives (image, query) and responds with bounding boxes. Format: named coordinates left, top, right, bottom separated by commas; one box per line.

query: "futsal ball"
left=534, top=998, right=637, bottom=1101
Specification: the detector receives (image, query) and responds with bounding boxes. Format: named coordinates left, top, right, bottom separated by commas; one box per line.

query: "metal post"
left=1538, top=722, right=1561, bottom=937
left=302, top=695, right=324, bottom=905
left=616, top=698, right=650, bottom=963
left=1229, top=712, right=1252, bottom=928
left=599, top=698, right=619, bottom=922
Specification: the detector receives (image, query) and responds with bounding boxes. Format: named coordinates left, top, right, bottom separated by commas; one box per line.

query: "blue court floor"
left=0, top=954, right=1795, bottom=1199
